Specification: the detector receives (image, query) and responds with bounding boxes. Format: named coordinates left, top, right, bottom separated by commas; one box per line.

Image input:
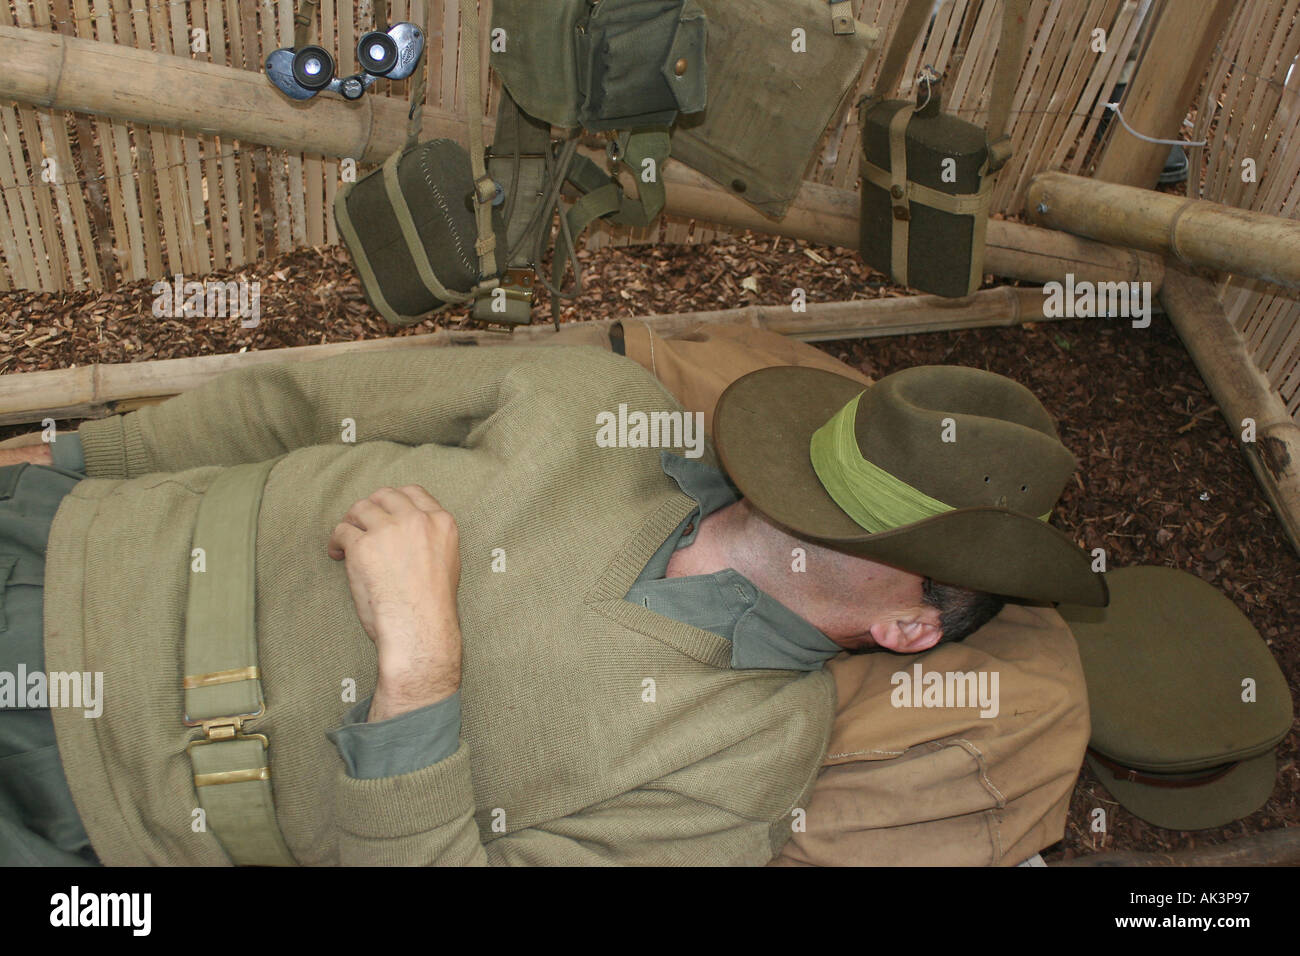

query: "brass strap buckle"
left=183, top=702, right=266, bottom=749
left=501, top=267, right=536, bottom=302
left=182, top=665, right=266, bottom=745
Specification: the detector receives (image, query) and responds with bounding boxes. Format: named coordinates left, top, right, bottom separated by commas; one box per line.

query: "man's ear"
left=869, top=617, right=942, bottom=654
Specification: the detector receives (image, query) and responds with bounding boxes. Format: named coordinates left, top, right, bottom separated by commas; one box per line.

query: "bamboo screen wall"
left=0, top=0, right=1297, bottom=422
left=0, top=0, right=1153, bottom=288
left=1183, top=0, right=1300, bottom=421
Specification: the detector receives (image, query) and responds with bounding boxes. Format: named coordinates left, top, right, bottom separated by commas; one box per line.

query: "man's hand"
left=0, top=443, right=53, bottom=467
left=328, top=485, right=463, bottom=722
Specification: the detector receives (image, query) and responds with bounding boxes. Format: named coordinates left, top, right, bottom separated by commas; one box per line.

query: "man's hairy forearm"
left=0, top=444, right=53, bottom=467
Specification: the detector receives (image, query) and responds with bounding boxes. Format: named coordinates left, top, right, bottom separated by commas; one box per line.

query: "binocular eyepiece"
left=357, top=31, right=400, bottom=76
left=267, top=22, right=425, bottom=101
left=291, top=45, right=336, bottom=91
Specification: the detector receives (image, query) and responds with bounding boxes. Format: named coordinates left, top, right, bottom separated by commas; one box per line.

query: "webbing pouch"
left=335, top=140, right=506, bottom=327
left=858, top=90, right=998, bottom=298
left=853, top=0, right=1027, bottom=298
left=575, top=0, right=707, bottom=132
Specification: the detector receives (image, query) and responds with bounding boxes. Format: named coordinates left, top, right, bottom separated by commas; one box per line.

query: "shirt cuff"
left=49, top=433, right=86, bottom=474
left=326, top=690, right=462, bottom=780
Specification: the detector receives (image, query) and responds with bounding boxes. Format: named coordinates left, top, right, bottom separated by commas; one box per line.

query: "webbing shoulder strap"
left=406, top=0, right=499, bottom=287
left=293, top=0, right=319, bottom=50
left=859, top=0, right=1028, bottom=170
left=984, top=0, right=1028, bottom=171
left=183, top=457, right=296, bottom=867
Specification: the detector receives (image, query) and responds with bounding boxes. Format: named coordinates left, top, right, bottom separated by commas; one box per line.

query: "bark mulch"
left=1, top=229, right=1296, bottom=864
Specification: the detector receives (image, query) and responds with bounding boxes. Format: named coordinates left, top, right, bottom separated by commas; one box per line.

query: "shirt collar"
left=643, top=452, right=843, bottom=670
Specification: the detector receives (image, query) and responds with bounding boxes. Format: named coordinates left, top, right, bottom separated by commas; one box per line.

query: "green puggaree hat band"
left=809, top=392, right=1050, bottom=533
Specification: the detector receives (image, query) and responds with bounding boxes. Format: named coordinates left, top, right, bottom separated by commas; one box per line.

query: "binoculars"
left=266, top=21, right=425, bottom=101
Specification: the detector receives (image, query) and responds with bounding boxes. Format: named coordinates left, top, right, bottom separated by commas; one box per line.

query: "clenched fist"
left=328, top=485, right=463, bottom=722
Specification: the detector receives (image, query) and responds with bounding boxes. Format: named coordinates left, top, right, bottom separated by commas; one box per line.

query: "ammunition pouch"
left=336, top=141, right=506, bottom=326
left=574, top=0, right=707, bottom=131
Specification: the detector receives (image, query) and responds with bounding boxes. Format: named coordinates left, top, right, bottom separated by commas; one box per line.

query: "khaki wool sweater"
left=44, top=344, right=835, bottom=865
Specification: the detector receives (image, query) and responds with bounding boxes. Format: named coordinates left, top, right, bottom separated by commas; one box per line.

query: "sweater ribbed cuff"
left=333, top=739, right=476, bottom=840
left=77, top=413, right=153, bottom=479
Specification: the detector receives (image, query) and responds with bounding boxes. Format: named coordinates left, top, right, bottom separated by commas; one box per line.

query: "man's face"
left=805, top=556, right=944, bottom=655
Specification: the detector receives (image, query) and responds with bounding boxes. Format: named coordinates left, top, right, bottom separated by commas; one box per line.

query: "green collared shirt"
left=626, top=453, right=844, bottom=672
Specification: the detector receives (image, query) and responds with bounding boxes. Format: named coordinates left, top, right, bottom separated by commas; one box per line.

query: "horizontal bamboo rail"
left=1057, top=826, right=1300, bottom=866
left=0, top=24, right=1163, bottom=291
left=1160, top=265, right=1300, bottom=556
left=1028, top=171, right=1300, bottom=290
left=0, top=286, right=1067, bottom=427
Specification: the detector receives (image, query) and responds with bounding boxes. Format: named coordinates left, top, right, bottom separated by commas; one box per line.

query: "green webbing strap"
left=544, top=130, right=670, bottom=324
left=859, top=158, right=995, bottom=216
left=472, top=90, right=552, bottom=325
left=183, top=457, right=297, bottom=867
left=553, top=128, right=671, bottom=273
left=985, top=0, right=1029, bottom=173
left=460, top=0, right=500, bottom=288
left=610, top=130, right=670, bottom=228
left=886, top=103, right=914, bottom=288
left=809, top=392, right=1050, bottom=532
left=863, top=0, right=931, bottom=109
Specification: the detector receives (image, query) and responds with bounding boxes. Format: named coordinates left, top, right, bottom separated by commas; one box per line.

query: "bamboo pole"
left=1091, top=0, right=1236, bottom=189
left=0, top=286, right=1065, bottom=427
left=1028, top=171, right=1300, bottom=290
left=0, top=24, right=1163, bottom=291
left=1159, top=265, right=1300, bottom=556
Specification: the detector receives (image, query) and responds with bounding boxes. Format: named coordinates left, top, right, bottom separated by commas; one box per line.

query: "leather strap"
left=184, top=457, right=296, bottom=867
left=1088, top=748, right=1240, bottom=790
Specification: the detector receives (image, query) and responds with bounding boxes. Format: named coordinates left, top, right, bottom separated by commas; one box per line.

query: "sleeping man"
left=0, top=338, right=1103, bottom=865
